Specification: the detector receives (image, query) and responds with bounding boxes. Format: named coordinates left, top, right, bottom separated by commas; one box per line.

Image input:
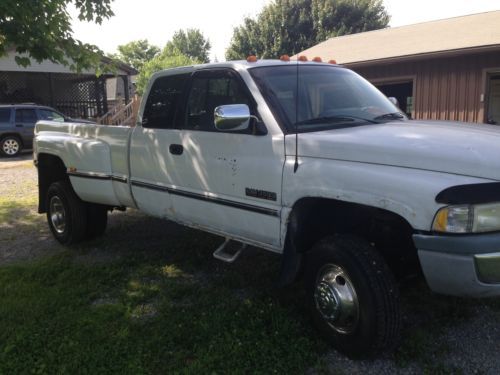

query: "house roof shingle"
left=296, top=10, right=500, bottom=66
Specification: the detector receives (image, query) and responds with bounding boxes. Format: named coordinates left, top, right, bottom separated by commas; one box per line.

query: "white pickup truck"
left=34, top=60, right=500, bottom=358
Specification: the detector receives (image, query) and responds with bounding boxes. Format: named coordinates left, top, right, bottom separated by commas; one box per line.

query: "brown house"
left=297, top=11, right=500, bottom=124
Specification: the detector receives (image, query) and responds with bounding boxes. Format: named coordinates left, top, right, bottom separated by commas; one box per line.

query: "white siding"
left=0, top=50, right=130, bottom=75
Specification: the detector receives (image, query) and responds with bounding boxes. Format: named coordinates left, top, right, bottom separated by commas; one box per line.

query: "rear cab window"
left=142, top=73, right=190, bottom=129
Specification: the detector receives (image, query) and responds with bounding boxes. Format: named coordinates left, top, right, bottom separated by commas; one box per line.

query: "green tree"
left=0, top=0, right=115, bottom=72
left=113, top=39, right=160, bottom=71
left=164, top=29, right=211, bottom=63
left=226, top=0, right=389, bottom=60
left=135, top=50, right=199, bottom=96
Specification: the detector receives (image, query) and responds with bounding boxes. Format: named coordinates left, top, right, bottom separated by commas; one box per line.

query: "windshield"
left=250, top=65, right=406, bottom=132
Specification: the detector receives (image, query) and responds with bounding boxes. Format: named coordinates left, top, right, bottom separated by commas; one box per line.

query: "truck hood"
left=288, top=120, right=500, bottom=181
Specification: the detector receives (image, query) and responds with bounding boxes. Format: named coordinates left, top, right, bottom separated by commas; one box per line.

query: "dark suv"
left=0, top=104, right=88, bottom=157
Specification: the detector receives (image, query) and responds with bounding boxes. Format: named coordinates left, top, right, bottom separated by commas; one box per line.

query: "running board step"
left=213, top=238, right=247, bottom=263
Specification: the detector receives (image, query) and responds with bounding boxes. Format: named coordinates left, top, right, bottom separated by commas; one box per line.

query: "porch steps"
left=97, top=96, right=140, bottom=126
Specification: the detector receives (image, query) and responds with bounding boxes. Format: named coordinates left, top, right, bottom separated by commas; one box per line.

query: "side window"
left=0, top=108, right=10, bottom=124
left=185, top=72, right=252, bottom=131
left=142, top=74, right=189, bottom=129
left=15, top=109, right=37, bottom=123
left=39, top=109, right=65, bottom=122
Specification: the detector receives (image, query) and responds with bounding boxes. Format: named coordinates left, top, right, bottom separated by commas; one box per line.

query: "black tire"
left=46, top=181, right=88, bottom=245
left=0, top=135, right=22, bottom=157
left=86, top=204, right=108, bottom=239
left=304, top=235, right=401, bottom=358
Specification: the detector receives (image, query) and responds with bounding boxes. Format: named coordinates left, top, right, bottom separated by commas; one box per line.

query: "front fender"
left=282, top=158, right=491, bottom=232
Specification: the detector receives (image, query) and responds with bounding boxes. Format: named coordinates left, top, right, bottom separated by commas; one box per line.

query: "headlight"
left=432, top=203, right=500, bottom=233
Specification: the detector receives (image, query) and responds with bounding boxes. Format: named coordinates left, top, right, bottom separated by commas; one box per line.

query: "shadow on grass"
left=0, top=197, right=60, bottom=264
left=0, top=208, right=327, bottom=374
left=0, top=200, right=38, bottom=224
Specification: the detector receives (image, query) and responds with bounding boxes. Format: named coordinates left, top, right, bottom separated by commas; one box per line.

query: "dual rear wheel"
left=46, top=181, right=108, bottom=245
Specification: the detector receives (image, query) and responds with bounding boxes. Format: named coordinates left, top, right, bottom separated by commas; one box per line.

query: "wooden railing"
left=97, top=96, right=140, bottom=126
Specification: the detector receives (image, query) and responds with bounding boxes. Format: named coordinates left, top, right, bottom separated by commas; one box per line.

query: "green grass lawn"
left=0, top=193, right=326, bottom=374
left=0, top=253, right=326, bottom=374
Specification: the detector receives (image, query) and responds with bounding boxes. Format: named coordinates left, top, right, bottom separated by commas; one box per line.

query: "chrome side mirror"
left=214, top=104, right=251, bottom=131
left=388, top=97, right=400, bottom=108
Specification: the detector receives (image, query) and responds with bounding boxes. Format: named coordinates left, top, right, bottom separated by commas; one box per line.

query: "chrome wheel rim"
left=2, top=139, right=20, bottom=155
left=49, top=196, right=66, bottom=234
left=314, top=264, right=359, bottom=334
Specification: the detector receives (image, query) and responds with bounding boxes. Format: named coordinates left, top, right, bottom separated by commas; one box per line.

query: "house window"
left=406, top=96, right=413, bottom=118
left=487, top=75, right=500, bottom=124
left=375, top=81, right=414, bottom=118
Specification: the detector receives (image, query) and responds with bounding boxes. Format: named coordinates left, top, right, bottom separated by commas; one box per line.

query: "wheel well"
left=37, top=153, right=68, bottom=213
left=279, top=197, right=419, bottom=285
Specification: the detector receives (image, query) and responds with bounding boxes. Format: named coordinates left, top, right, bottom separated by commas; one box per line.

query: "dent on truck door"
left=169, top=69, right=284, bottom=248
left=129, top=73, right=191, bottom=218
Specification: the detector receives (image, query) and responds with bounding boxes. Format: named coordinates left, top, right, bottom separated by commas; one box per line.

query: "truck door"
left=168, top=68, right=285, bottom=248
left=129, top=72, right=191, bottom=218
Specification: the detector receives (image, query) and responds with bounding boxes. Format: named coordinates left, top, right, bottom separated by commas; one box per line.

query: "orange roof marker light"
left=298, top=55, right=308, bottom=62
left=312, top=56, right=322, bottom=62
left=247, top=55, right=258, bottom=63
left=328, top=59, right=337, bottom=64
left=280, top=54, right=290, bottom=62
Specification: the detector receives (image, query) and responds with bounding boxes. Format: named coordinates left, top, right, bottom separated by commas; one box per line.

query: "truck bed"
left=35, top=121, right=135, bottom=208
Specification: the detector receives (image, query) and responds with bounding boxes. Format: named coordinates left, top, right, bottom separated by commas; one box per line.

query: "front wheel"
left=305, top=235, right=401, bottom=358
left=46, top=181, right=88, bottom=245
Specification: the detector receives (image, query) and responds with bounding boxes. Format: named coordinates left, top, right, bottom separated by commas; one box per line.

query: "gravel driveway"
left=0, top=153, right=60, bottom=264
left=0, top=153, right=38, bottom=199
left=1, top=154, right=499, bottom=373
